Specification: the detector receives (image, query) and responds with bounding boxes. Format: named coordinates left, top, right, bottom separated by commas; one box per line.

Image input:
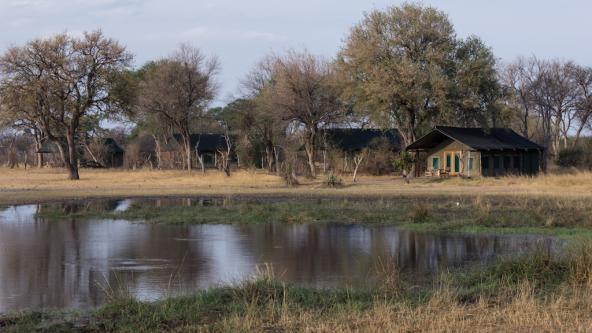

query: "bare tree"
left=136, top=45, right=219, bottom=172
left=351, top=149, right=368, bottom=183
left=0, top=31, right=132, bottom=179
left=500, top=57, right=542, bottom=138
left=268, top=51, right=343, bottom=177
left=531, top=60, right=579, bottom=156
left=241, top=56, right=287, bottom=175
left=217, top=129, right=232, bottom=177
left=573, top=66, right=592, bottom=147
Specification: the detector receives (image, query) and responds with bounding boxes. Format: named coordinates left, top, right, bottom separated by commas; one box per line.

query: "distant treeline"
left=0, top=4, right=591, bottom=179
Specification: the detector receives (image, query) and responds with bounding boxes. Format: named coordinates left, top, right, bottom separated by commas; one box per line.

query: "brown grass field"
left=0, top=167, right=591, bottom=205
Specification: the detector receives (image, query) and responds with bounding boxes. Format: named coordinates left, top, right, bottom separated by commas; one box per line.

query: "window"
left=468, top=157, right=474, bottom=170
left=494, top=156, right=500, bottom=169
left=432, top=157, right=439, bottom=170
left=446, top=154, right=451, bottom=169
left=454, top=153, right=460, bottom=173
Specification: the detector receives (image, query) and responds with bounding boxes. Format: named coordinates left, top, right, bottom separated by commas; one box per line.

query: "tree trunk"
left=153, top=135, right=162, bottom=170
left=37, top=153, right=44, bottom=168
left=352, top=154, right=365, bottom=183
left=184, top=136, right=192, bottom=173
left=34, top=133, right=43, bottom=168
left=8, top=137, right=16, bottom=169
left=273, top=146, right=280, bottom=177
left=220, top=132, right=232, bottom=177
left=265, top=144, right=274, bottom=173
left=304, top=131, right=316, bottom=178
left=196, top=148, right=205, bottom=174
left=218, top=149, right=231, bottom=177
left=66, top=133, right=80, bottom=180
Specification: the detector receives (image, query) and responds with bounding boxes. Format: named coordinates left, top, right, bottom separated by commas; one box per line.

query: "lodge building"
left=406, top=126, right=544, bottom=177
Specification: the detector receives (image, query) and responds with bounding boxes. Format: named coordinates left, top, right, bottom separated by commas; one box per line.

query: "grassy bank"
left=35, top=195, right=592, bottom=237
left=3, top=244, right=592, bottom=332
left=1, top=167, right=592, bottom=206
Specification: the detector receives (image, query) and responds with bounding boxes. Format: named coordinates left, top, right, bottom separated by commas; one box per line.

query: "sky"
left=1, top=0, right=591, bottom=106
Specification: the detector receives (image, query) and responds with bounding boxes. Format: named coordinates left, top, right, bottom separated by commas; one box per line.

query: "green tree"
left=337, top=3, right=502, bottom=145
left=451, top=37, right=505, bottom=128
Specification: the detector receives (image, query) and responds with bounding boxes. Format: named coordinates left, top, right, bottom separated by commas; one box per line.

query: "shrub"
left=556, top=147, right=585, bottom=168
left=325, top=172, right=343, bottom=187
left=409, top=203, right=430, bottom=223
left=392, top=151, right=414, bottom=173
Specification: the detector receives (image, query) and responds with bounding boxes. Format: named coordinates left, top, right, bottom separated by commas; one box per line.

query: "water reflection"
left=0, top=201, right=559, bottom=313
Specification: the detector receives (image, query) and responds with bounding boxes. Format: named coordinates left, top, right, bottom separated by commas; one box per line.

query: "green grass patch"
left=33, top=196, right=592, bottom=237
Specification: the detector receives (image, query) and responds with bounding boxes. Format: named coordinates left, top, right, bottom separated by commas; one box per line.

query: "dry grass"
left=219, top=286, right=592, bottom=332
left=1, top=167, right=591, bottom=205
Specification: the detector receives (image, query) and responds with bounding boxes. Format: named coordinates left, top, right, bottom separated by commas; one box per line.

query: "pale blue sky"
left=1, top=0, right=590, bottom=105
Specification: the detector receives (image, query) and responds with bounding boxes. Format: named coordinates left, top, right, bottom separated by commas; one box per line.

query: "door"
left=446, top=153, right=451, bottom=171
left=454, top=153, right=460, bottom=173
left=432, top=157, right=439, bottom=170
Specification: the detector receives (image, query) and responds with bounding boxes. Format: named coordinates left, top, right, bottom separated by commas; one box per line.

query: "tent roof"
left=37, top=137, right=124, bottom=154
left=102, top=138, right=125, bottom=154
left=172, top=134, right=228, bottom=152
left=406, top=126, right=544, bottom=151
left=321, top=128, right=402, bottom=151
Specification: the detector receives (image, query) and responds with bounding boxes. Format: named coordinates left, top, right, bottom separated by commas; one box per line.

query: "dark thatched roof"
left=173, top=134, right=228, bottom=153
left=406, top=126, right=544, bottom=151
left=102, top=138, right=125, bottom=154
left=37, top=138, right=125, bottom=154
left=320, top=128, right=403, bottom=152
left=37, top=140, right=61, bottom=154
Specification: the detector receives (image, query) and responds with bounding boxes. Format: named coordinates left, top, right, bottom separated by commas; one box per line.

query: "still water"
left=0, top=199, right=558, bottom=313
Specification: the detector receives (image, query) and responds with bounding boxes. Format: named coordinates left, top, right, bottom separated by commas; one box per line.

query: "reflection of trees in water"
left=0, top=201, right=559, bottom=312
left=228, top=224, right=557, bottom=287
left=0, top=211, right=212, bottom=311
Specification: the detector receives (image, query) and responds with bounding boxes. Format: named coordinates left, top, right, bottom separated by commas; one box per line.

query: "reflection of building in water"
left=0, top=202, right=561, bottom=313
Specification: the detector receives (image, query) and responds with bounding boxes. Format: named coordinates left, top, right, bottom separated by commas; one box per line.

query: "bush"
left=557, top=146, right=592, bottom=170
left=392, top=151, right=414, bottom=173
left=409, top=203, right=430, bottom=223
left=325, top=172, right=343, bottom=187
left=556, top=147, right=585, bottom=168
